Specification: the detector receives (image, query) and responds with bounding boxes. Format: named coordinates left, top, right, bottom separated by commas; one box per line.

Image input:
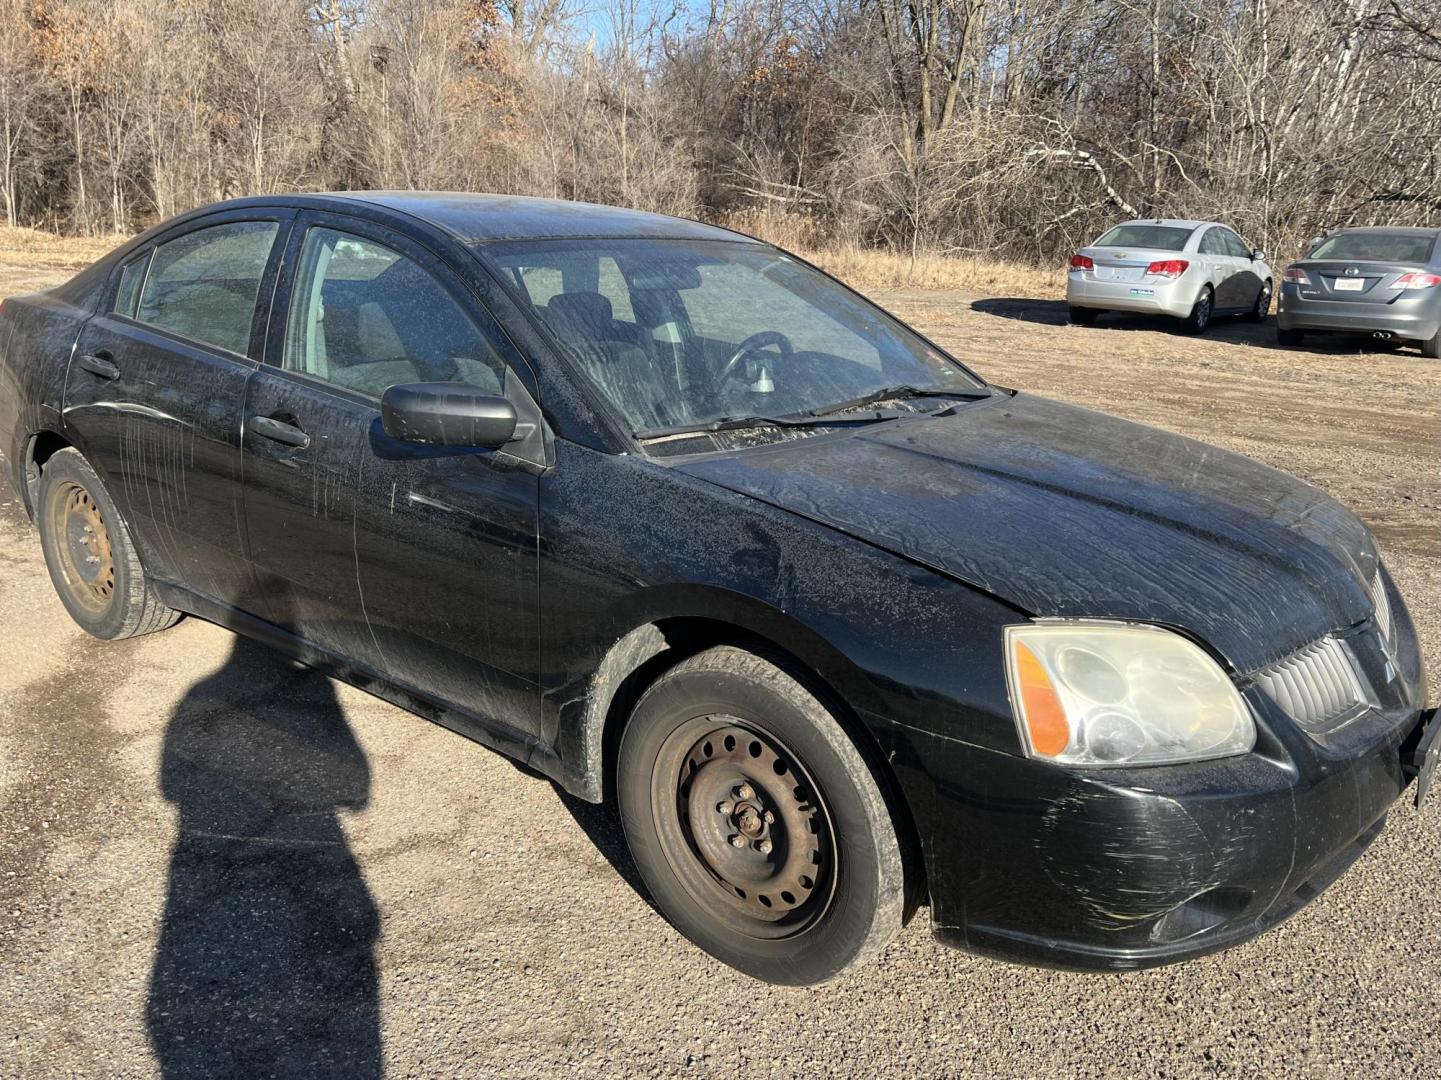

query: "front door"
left=241, top=213, right=544, bottom=735
left=62, top=211, right=290, bottom=604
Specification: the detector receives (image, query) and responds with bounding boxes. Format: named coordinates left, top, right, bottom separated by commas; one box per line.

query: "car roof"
left=1319, top=225, right=1440, bottom=237
left=310, top=191, right=754, bottom=245
left=1114, top=219, right=1214, bottom=231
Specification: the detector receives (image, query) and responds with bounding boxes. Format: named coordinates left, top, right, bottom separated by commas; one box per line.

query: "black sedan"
left=0, top=193, right=1434, bottom=985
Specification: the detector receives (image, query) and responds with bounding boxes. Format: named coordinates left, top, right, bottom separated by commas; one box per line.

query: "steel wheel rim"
left=651, top=714, right=837, bottom=940
left=48, top=480, right=115, bottom=614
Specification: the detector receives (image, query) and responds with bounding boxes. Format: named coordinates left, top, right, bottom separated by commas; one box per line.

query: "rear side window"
left=283, top=227, right=508, bottom=399
left=112, top=252, right=151, bottom=318
left=1309, top=232, right=1437, bottom=263
left=1199, top=229, right=1228, bottom=256
left=135, top=221, right=279, bottom=355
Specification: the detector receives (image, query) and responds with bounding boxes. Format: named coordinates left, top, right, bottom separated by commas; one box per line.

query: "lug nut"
left=717, top=800, right=734, bottom=815
left=762, top=810, right=775, bottom=824
left=736, top=783, right=754, bottom=801
left=758, top=839, right=773, bottom=855
left=730, top=834, right=747, bottom=848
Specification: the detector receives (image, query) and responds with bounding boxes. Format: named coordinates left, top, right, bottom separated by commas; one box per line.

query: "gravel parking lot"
left=1, top=260, right=1438, bottom=1078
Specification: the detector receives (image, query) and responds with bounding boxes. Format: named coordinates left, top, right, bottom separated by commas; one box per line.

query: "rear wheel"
left=1246, top=280, right=1272, bottom=322
left=1179, top=286, right=1213, bottom=334
left=617, top=645, right=905, bottom=985
left=37, top=448, right=179, bottom=639
left=1068, top=305, right=1099, bottom=326
left=1422, top=330, right=1440, bottom=359
left=1277, top=327, right=1305, bottom=347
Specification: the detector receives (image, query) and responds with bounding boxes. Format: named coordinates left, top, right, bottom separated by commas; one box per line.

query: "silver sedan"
left=1066, top=219, right=1273, bottom=334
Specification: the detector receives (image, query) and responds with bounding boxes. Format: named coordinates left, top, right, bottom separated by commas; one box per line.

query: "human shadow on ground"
left=146, top=597, right=382, bottom=1079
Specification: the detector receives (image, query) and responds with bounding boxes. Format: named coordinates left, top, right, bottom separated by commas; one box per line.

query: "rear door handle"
left=77, top=352, right=120, bottom=380
left=248, top=415, right=311, bottom=449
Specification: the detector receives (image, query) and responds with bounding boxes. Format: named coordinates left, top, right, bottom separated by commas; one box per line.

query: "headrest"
left=546, top=291, right=613, bottom=329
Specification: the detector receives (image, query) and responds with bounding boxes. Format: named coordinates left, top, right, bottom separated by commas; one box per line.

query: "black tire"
left=617, top=645, right=905, bottom=985
left=1068, top=305, right=1099, bottom=326
left=37, top=447, right=180, bottom=640
left=1422, top=331, right=1440, bottom=359
left=1246, top=280, right=1272, bottom=322
left=1179, top=286, right=1213, bottom=334
left=1277, top=327, right=1305, bottom=347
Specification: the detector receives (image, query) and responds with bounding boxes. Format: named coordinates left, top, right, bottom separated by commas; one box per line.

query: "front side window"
left=283, top=228, right=506, bottom=399
left=1222, top=231, right=1252, bottom=259
left=485, top=238, right=983, bottom=437
left=1094, top=224, right=1194, bottom=252
left=135, top=220, right=278, bottom=355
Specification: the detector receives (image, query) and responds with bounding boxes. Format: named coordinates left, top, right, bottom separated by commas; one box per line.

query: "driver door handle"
left=248, top=414, right=311, bottom=449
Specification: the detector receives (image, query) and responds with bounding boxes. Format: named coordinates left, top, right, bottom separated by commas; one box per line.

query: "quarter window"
left=113, top=252, right=151, bottom=318
left=283, top=228, right=507, bottom=399
left=134, top=221, right=278, bottom=355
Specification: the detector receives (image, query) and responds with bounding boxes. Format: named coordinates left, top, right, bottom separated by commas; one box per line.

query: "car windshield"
left=1308, top=232, right=1436, bottom=263
left=1094, top=224, right=1194, bottom=251
left=480, top=238, right=984, bottom=438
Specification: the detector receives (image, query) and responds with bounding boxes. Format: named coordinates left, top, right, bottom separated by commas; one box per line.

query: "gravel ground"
left=1, top=263, right=1438, bottom=1078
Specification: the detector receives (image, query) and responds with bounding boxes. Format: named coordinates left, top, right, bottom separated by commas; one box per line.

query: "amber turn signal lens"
left=1013, top=641, right=1069, bottom=756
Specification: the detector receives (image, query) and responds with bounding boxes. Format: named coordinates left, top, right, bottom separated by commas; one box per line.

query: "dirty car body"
left=0, top=193, right=1432, bottom=976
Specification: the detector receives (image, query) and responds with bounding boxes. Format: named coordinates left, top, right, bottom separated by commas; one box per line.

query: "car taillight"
left=1069, top=254, right=1093, bottom=270
left=1145, top=259, right=1188, bottom=278
left=1391, top=272, right=1441, bottom=290
left=1282, top=266, right=1311, bottom=285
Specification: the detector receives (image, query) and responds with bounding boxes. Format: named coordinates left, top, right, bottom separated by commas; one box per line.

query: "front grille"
left=1367, top=571, right=1393, bottom=645
left=1255, top=636, right=1374, bottom=734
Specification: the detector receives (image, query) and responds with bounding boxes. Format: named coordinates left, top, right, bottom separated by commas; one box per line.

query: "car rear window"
left=1094, top=225, right=1194, bottom=251
left=1308, top=233, right=1436, bottom=263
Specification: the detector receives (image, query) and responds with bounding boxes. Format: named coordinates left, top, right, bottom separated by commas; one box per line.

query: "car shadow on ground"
left=147, top=605, right=381, bottom=1080
left=969, top=297, right=1421, bottom=356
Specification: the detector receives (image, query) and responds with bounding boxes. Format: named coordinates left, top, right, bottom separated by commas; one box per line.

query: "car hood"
left=677, top=393, right=1379, bottom=674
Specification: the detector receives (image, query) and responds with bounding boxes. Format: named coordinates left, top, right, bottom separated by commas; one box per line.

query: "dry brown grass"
left=0, top=220, right=1064, bottom=299
left=796, top=247, right=1064, bottom=298
left=0, top=226, right=129, bottom=270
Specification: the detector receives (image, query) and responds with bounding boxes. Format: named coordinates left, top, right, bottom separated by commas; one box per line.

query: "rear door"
left=241, top=211, right=544, bottom=734
left=62, top=210, right=291, bottom=603
left=1219, top=229, right=1263, bottom=308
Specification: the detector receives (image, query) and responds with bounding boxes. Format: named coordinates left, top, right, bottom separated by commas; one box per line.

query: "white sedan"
left=1066, top=219, right=1274, bottom=334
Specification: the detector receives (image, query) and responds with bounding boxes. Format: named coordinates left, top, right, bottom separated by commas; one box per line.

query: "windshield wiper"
left=810, top=384, right=991, bottom=417
left=633, top=411, right=904, bottom=442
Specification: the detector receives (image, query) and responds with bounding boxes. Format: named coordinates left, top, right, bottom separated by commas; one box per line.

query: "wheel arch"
left=20, top=428, right=74, bottom=521
left=561, top=587, right=927, bottom=911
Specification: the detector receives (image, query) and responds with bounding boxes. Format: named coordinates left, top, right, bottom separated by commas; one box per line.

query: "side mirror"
left=381, top=382, right=519, bottom=448
left=1252, top=249, right=1266, bottom=262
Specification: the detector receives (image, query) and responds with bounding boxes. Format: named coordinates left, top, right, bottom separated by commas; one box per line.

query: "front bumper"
left=1277, top=287, right=1441, bottom=341
left=905, top=702, right=1432, bottom=971
left=1067, top=273, right=1196, bottom=319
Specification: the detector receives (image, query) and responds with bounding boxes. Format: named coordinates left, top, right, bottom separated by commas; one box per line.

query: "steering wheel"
left=715, top=330, right=795, bottom=388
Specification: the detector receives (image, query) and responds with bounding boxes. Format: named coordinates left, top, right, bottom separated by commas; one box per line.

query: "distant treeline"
left=1, top=0, right=1437, bottom=262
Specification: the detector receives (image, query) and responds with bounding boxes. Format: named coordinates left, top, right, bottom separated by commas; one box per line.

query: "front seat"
left=542, top=292, right=678, bottom=430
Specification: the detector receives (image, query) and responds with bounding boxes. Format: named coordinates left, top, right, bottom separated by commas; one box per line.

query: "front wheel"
left=1179, top=286, right=1213, bottom=334
left=1246, top=280, right=1272, bottom=322
left=617, top=645, right=906, bottom=984
left=37, top=447, right=180, bottom=639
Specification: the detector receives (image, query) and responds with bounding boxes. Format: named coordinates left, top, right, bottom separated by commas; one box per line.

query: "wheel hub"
left=52, top=481, right=114, bottom=612
left=674, top=723, right=830, bottom=925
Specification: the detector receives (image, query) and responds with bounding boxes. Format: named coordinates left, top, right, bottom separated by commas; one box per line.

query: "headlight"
left=1004, top=622, right=1255, bottom=766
